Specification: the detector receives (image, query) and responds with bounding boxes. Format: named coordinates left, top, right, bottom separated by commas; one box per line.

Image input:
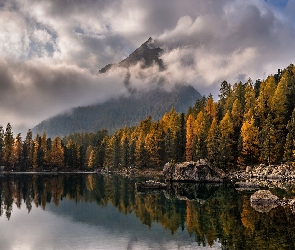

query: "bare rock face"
left=163, top=160, right=225, bottom=182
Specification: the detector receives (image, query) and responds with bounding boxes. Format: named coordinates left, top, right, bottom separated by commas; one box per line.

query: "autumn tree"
left=255, top=76, right=276, bottom=127
left=9, top=133, right=23, bottom=169
left=238, top=117, right=259, bottom=166
left=145, top=122, right=165, bottom=168
left=23, top=129, right=34, bottom=168
left=50, top=137, right=64, bottom=168
left=186, top=114, right=195, bottom=161
left=219, top=112, right=234, bottom=170
left=206, top=118, right=220, bottom=167
left=259, top=114, right=276, bottom=164
left=194, top=111, right=208, bottom=160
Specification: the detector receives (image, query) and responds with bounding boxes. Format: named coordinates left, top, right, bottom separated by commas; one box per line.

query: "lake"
left=1, top=174, right=295, bottom=250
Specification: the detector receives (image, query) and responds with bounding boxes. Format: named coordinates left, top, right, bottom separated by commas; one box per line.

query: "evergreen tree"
left=0, top=126, right=4, bottom=166
left=3, top=123, right=14, bottom=168
left=259, top=114, right=276, bottom=164
left=284, top=109, right=295, bottom=163
left=23, top=129, right=34, bottom=168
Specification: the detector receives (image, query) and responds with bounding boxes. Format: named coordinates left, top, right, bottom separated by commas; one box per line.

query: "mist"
left=0, top=0, right=295, bottom=133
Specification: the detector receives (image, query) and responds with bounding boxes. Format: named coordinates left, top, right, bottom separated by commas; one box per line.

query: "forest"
left=1, top=64, right=295, bottom=172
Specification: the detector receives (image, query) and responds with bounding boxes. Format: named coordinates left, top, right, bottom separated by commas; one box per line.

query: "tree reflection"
left=1, top=174, right=295, bottom=249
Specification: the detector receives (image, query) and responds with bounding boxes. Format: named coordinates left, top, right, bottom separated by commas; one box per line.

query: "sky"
left=0, top=0, right=295, bottom=134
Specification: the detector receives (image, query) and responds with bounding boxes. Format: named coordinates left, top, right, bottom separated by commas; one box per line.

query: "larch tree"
left=243, top=80, right=256, bottom=120
left=255, top=76, right=276, bottom=127
left=144, top=122, right=165, bottom=169
left=205, top=94, right=217, bottom=121
left=88, top=149, right=95, bottom=169
left=219, top=112, right=234, bottom=170
left=238, top=117, right=259, bottom=167
left=259, top=114, right=276, bottom=164
left=206, top=118, right=220, bottom=167
left=270, top=74, right=289, bottom=162
left=186, top=114, right=195, bottom=161
left=9, top=133, right=23, bottom=169
left=50, top=137, right=64, bottom=168
left=194, top=111, right=207, bottom=160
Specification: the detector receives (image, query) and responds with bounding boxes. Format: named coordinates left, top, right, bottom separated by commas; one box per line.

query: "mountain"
left=32, top=85, right=201, bottom=137
left=33, top=38, right=201, bottom=137
left=98, top=37, right=165, bottom=73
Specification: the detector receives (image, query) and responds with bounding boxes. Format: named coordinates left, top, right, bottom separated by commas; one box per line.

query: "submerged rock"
left=135, top=180, right=167, bottom=192
left=163, top=159, right=225, bottom=182
left=250, top=190, right=279, bottom=213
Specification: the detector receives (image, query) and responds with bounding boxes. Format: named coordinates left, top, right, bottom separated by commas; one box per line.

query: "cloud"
left=0, top=0, right=295, bottom=133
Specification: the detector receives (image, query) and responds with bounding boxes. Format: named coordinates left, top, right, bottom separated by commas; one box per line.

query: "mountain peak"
left=98, top=37, right=165, bottom=74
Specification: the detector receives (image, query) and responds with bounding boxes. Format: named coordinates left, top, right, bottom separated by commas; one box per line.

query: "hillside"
left=32, top=85, right=201, bottom=137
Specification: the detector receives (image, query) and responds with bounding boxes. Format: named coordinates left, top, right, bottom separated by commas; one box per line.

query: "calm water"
left=1, top=174, right=295, bottom=250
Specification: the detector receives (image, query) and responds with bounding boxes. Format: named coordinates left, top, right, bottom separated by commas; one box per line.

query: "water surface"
left=1, top=174, right=295, bottom=249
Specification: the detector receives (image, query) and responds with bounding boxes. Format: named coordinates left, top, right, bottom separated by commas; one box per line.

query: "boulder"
left=163, top=159, right=225, bottom=182
left=250, top=190, right=279, bottom=213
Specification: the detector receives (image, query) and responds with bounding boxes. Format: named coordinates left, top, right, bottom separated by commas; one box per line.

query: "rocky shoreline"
left=231, top=163, right=295, bottom=190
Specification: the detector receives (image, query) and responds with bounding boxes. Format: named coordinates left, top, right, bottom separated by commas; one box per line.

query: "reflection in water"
left=1, top=174, right=295, bottom=249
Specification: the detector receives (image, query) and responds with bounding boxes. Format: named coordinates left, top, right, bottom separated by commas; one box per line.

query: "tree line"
left=1, top=64, right=295, bottom=171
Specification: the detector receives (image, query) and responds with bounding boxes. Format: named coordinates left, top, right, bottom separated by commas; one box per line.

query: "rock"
left=135, top=180, right=167, bottom=192
left=245, top=166, right=252, bottom=173
left=163, top=160, right=225, bottom=182
left=235, top=181, right=261, bottom=191
left=250, top=190, right=279, bottom=213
